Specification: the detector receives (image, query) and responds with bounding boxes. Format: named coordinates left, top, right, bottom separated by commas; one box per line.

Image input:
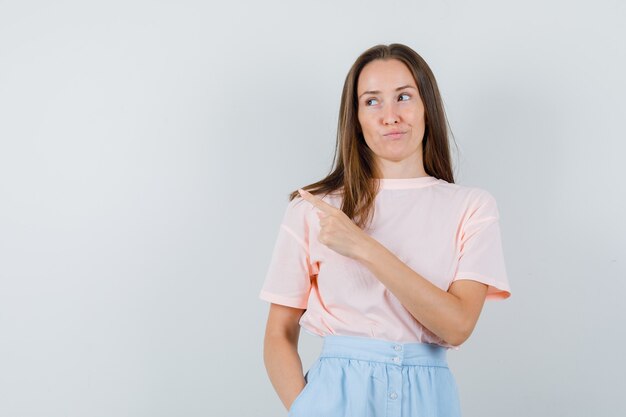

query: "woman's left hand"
left=298, top=188, right=374, bottom=260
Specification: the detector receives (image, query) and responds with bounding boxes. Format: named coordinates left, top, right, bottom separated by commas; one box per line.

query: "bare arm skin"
left=262, top=303, right=307, bottom=412
left=357, top=239, right=488, bottom=346
left=297, top=188, right=490, bottom=348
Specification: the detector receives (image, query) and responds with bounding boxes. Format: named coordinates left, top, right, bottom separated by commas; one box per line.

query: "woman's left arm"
left=297, top=188, right=488, bottom=347
left=356, top=238, right=488, bottom=347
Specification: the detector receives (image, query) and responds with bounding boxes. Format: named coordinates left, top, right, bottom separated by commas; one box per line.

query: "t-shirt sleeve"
left=258, top=196, right=319, bottom=309
left=451, top=190, right=511, bottom=300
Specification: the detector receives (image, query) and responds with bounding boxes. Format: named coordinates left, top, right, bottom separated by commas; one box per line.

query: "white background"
left=0, top=1, right=624, bottom=416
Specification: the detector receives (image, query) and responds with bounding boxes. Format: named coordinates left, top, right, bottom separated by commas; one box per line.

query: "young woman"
left=259, top=43, right=512, bottom=417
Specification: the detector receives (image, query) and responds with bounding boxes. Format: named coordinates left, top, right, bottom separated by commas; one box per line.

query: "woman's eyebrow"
left=359, top=85, right=416, bottom=99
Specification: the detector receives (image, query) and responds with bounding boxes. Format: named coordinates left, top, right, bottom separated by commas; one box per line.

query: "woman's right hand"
left=262, top=303, right=308, bottom=411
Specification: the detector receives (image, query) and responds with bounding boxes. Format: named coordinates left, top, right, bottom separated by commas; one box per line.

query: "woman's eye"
left=365, top=94, right=409, bottom=106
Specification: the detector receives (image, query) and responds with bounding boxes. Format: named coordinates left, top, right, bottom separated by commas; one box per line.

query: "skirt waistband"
left=319, top=335, right=448, bottom=367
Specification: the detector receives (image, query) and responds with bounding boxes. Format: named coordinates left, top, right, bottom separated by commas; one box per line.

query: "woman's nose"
left=382, top=104, right=399, bottom=125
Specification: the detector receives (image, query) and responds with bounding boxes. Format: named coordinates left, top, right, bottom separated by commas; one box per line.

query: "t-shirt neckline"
left=376, top=175, right=438, bottom=190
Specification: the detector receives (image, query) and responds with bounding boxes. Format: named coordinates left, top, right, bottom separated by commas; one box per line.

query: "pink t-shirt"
left=258, top=175, right=511, bottom=350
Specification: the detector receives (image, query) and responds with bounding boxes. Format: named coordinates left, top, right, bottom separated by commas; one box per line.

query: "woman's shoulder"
left=434, top=179, right=496, bottom=201
left=429, top=181, right=500, bottom=218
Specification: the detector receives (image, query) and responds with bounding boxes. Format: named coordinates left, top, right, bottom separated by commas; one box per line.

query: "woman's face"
left=356, top=59, right=426, bottom=175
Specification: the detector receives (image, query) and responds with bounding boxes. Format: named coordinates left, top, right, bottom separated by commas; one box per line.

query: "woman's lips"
left=384, top=132, right=406, bottom=139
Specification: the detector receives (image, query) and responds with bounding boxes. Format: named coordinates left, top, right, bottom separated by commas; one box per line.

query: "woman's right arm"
left=262, top=303, right=307, bottom=412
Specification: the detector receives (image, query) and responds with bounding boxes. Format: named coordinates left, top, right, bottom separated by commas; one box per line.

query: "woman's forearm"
left=356, top=237, right=467, bottom=346
left=263, top=333, right=306, bottom=411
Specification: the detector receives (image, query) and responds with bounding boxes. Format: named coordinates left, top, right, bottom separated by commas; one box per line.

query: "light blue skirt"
left=288, top=334, right=462, bottom=417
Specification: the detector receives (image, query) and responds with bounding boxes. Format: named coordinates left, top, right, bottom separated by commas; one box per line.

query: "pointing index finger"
left=298, top=188, right=336, bottom=214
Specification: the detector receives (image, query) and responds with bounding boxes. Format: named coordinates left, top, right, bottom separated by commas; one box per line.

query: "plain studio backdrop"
left=0, top=1, right=624, bottom=416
